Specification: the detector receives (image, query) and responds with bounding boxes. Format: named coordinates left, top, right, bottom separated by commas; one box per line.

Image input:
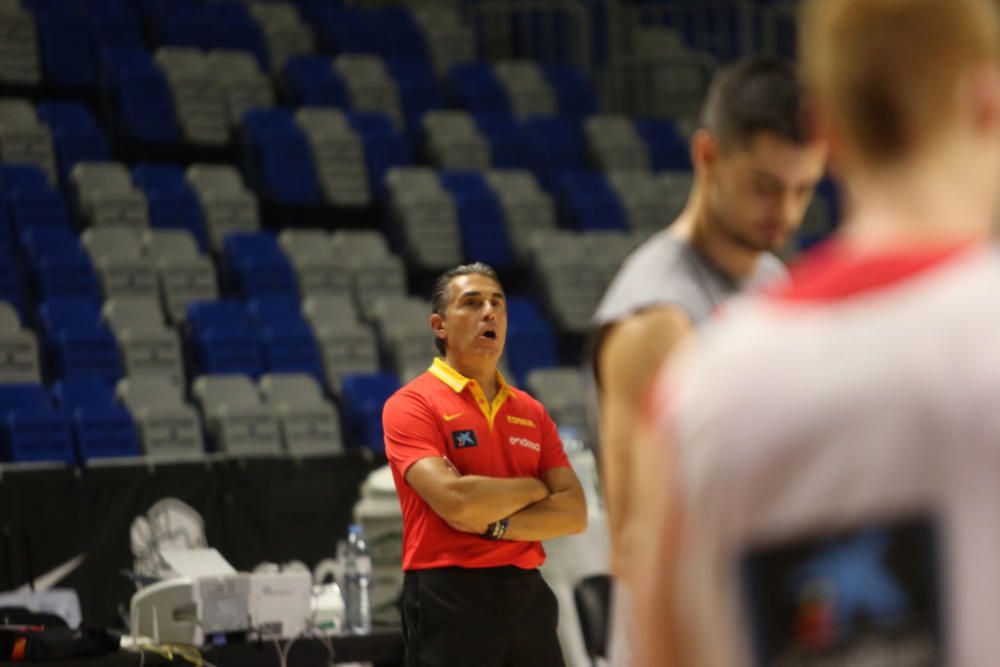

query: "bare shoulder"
left=599, top=306, right=694, bottom=387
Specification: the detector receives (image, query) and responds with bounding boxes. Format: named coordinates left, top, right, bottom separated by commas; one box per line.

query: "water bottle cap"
left=349, top=523, right=361, bottom=535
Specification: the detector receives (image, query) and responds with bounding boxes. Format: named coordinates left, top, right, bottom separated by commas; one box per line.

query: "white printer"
left=130, top=548, right=311, bottom=645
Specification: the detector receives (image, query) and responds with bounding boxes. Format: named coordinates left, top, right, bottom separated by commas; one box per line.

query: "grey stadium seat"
left=370, top=295, right=435, bottom=382
left=116, top=375, right=205, bottom=460
left=493, top=61, right=558, bottom=118
left=0, top=1, right=41, bottom=86
left=525, top=367, right=590, bottom=445
left=278, top=229, right=351, bottom=297
left=333, top=54, right=403, bottom=128
left=258, top=372, right=343, bottom=456
left=385, top=167, right=463, bottom=272
left=303, top=295, right=379, bottom=392
left=586, top=115, right=651, bottom=172
left=141, top=229, right=220, bottom=323
left=155, top=47, right=230, bottom=146
left=329, top=231, right=408, bottom=320
left=485, top=169, right=558, bottom=262
left=206, top=49, right=276, bottom=127
left=421, top=110, right=491, bottom=170
left=102, top=296, right=184, bottom=385
left=246, top=3, right=315, bottom=73
left=0, top=98, right=56, bottom=182
left=302, top=293, right=361, bottom=329
left=529, top=231, right=605, bottom=334
left=582, top=230, right=641, bottom=289
left=81, top=227, right=158, bottom=300
left=0, top=301, right=40, bottom=383
left=607, top=170, right=676, bottom=237
left=71, top=161, right=150, bottom=229
left=185, top=164, right=261, bottom=251
left=412, top=6, right=475, bottom=77
left=192, top=374, right=283, bottom=456
left=294, top=107, right=371, bottom=206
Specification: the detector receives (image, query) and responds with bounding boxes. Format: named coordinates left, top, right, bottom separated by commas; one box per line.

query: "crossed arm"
left=405, top=458, right=587, bottom=540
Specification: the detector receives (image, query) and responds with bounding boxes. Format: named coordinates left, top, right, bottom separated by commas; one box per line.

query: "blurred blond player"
left=631, top=0, right=1000, bottom=665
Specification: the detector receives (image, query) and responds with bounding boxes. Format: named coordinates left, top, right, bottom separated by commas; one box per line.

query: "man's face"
left=436, top=273, right=507, bottom=365
left=705, top=131, right=827, bottom=252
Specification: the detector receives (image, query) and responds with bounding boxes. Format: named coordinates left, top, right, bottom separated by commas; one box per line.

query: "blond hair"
left=799, top=0, right=1000, bottom=166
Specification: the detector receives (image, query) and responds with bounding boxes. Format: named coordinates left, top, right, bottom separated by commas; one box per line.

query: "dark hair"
left=700, top=56, right=810, bottom=149
left=430, top=262, right=503, bottom=355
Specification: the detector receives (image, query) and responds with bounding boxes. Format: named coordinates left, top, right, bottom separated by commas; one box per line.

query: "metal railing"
left=469, top=0, right=594, bottom=74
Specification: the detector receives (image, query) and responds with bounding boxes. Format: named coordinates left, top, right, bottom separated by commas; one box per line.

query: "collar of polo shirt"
left=428, top=357, right=514, bottom=428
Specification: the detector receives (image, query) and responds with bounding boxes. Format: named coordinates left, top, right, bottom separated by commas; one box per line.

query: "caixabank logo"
left=451, top=429, right=478, bottom=449
left=741, top=517, right=943, bottom=667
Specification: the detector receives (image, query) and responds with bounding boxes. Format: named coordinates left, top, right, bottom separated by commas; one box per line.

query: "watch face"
left=740, top=516, right=944, bottom=667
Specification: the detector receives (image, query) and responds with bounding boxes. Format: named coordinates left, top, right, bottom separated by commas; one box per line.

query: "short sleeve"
left=538, top=407, right=571, bottom=473
left=383, top=390, right=445, bottom=482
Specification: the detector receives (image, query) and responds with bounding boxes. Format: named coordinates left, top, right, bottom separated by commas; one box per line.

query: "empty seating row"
left=0, top=0, right=41, bottom=86
left=192, top=372, right=341, bottom=458
left=155, top=47, right=275, bottom=148
left=449, top=60, right=597, bottom=122
left=0, top=370, right=345, bottom=464
left=15, top=222, right=217, bottom=322
left=0, top=98, right=57, bottom=183
left=528, top=230, right=642, bottom=335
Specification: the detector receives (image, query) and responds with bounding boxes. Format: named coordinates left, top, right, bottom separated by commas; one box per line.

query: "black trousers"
left=401, top=566, right=566, bottom=667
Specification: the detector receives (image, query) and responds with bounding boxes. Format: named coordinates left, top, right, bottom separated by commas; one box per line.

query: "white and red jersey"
left=651, top=241, right=1000, bottom=666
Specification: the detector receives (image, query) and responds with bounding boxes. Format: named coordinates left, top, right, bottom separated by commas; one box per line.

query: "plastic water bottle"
left=342, top=524, right=372, bottom=635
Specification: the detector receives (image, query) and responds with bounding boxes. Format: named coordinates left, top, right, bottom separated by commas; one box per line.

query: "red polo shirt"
left=383, top=358, right=571, bottom=571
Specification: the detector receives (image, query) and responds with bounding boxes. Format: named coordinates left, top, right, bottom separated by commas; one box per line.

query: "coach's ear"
left=691, top=129, right=718, bottom=174
left=430, top=312, right=447, bottom=345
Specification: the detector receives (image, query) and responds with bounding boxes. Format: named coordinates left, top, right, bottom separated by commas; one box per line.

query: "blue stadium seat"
left=387, top=59, right=444, bottom=141
left=0, top=164, right=50, bottom=196
left=439, top=170, right=514, bottom=270
left=34, top=19, right=94, bottom=87
left=147, top=0, right=268, bottom=70
left=100, top=47, right=180, bottom=147
left=37, top=102, right=112, bottom=186
left=371, top=7, right=428, bottom=60
left=246, top=296, right=324, bottom=383
left=307, top=6, right=424, bottom=59
left=474, top=112, right=527, bottom=169
left=20, top=227, right=101, bottom=303
left=0, top=165, right=70, bottom=241
left=0, top=250, right=24, bottom=317
left=241, top=109, right=322, bottom=206
left=520, top=117, right=590, bottom=191
left=340, top=372, right=400, bottom=452
left=132, top=163, right=209, bottom=249
left=38, top=297, right=123, bottom=383
left=449, top=63, right=510, bottom=114
left=8, top=187, right=71, bottom=236
left=51, top=377, right=141, bottom=462
left=505, top=296, right=559, bottom=385
left=221, top=233, right=298, bottom=298
left=186, top=300, right=264, bottom=378
left=348, top=112, right=413, bottom=196
left=0, top=384, right=74, bottom=464
left=543, top=65, right=598, bottom=121
left=281, top=55, right=350, bottom=108
left=634, top=118, right=692, bottom=172
left=26, top=0, right=143, bottom=89
left=315, top=6, right=376, bottom=55
left=557, top=171, right=628, bottom=231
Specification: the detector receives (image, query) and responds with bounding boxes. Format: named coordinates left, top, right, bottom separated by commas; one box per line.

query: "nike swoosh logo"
left=16, top=553, right=85, bottom=592
left=443, top=412, right=463, bottom=421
